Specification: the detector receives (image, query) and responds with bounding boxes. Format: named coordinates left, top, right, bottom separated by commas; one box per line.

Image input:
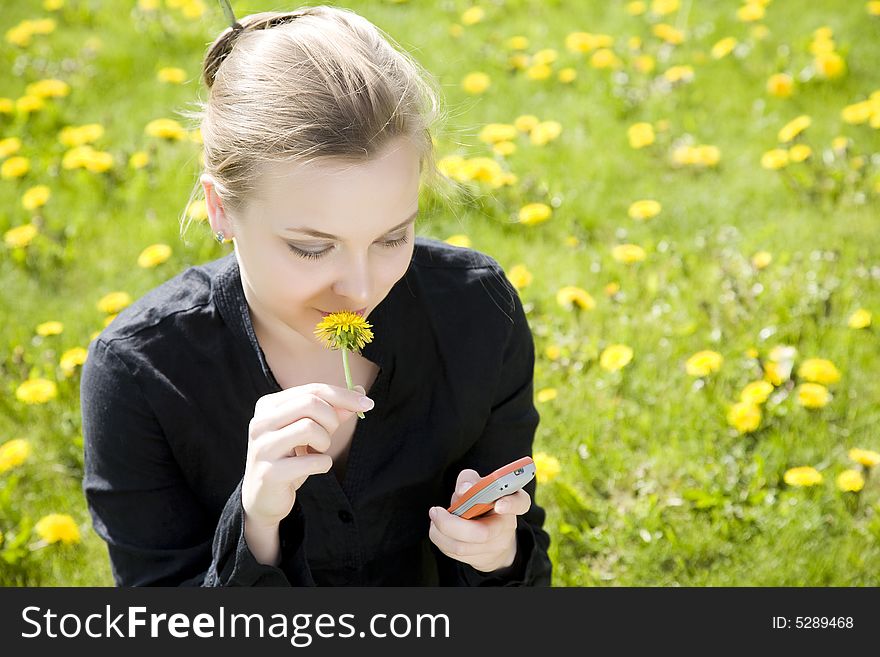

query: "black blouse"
left=80, top=236, right=553, bottom=586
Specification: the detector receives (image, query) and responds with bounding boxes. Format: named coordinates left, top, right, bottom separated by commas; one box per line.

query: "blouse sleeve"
left=433, top=267, right=553, bottom=586
left=80, top=338, right=314, bottom=587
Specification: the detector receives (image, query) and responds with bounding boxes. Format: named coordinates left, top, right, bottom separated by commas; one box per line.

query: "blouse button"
left=338, top=509, right=354, bottom=524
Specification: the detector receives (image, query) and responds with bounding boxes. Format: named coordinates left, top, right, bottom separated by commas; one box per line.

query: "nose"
left=331, top=252, right=372, bottom=307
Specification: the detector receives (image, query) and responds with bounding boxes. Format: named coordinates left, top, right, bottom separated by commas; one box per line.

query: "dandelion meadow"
left=1, top=0, right=879, bottom=586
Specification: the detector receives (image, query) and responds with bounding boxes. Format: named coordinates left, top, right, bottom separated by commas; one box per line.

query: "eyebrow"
left=284, top=210, right=418, bottom=240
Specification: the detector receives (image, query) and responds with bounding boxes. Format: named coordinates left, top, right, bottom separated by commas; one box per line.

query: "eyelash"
left=286, top=233, right=410, bottom=261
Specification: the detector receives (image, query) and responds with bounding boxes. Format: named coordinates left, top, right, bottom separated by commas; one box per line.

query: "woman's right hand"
left=242, top=383, right=374, bottom=529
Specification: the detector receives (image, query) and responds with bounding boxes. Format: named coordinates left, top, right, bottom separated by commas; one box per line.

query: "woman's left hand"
left=428, top=468, right=531, bottom=573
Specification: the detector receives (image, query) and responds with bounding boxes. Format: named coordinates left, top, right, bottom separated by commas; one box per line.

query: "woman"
left=80, top=4, right=552, bottom=586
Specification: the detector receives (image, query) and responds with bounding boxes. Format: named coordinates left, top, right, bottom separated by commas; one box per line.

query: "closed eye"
left=286, top=233, right=410, bottom=261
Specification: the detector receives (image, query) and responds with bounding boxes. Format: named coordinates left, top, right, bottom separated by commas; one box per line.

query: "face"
left=202, top=136, right=421, bottom=356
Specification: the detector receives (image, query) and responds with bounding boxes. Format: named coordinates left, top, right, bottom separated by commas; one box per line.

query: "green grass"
left=1, top=0, right=879, bottom=586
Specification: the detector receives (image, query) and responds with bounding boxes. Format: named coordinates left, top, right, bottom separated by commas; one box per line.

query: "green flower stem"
left=342, top=347, right=365, bottom=419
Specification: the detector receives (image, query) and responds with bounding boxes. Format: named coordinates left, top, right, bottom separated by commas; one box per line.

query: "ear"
left=200, top=174, right=234, bottom=238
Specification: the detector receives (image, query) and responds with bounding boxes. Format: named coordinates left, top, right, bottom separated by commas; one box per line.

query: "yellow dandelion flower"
left=544, top=345, right=561, bottom=360
left=58, top=124, right=104, bottom=147
left=36, top=321, right=63, bottom=336
left=187, top=199, right=208, bottom=221
left=60, top=346, right=88, bottom=376
left=514, top=115, right=540, bottom=132
left=788, top=144, right=812, bottom=162
left=685, top=350, right=724, bottom=377
left=22, top=185, right=51, bottom=211
left=26, top=78, right=69, bottom=98
left=626, top=1, right=647, bottom=16
left=611, top=244, right=646, bottom=264
left=0, top=136, right=22, bottom=157
left=727, top=401, right=761, bottom=433
left=556, top=286, right=596, bottom=311
left=460, top=6, right=485, bottom=25
left=533, top=451, right=561, bottom=484
left=97, top=291, right=132, bottom=314
left=761, top=149, right=789, bottom=170
left=0, top=438, right=32, bottom=473
left=137, top=243, right=172, bottom=268
left=633, top=54, right=656, bottom=74
left=35, top=514, right=80, bottom=545
left=492, top=141, right=517, bottom=156
left=836, top=469, right=865, bottom=493
left=462, top=72, right=491, bottom=94
left=868, top=1, right=880, bottom=16
left=1, top=156, right=30, bottom=179
left=740, top=380, right=774, bottom=405
left=652, top=23, right=684, bottom=45
left=526, top=63, right=553, bottom=80
left=15, top=378, right=58, bottom=404
left=652, top=0, right=680, bottom=15
left=766, top=72, right=794, bottom=98
left=558, top=67, right=577, bottom=83
left=797, top=358, right=841, bottom=385
left=157, top=67, right=187, bottom=84
left=848, top=308, right=872, bottom=329
left=529, top=120, right=562, bottom=145
left=600, top=344, right=634, bottom=372
left=129, top=151, right=150, bottom=169
left=751, top=251, right=773, bottom=269
left=783, top=466, right=823, bottom=487
left=536, top=388, right=557, bottom=403
left=814, top=51, right=845, bottom=79
left=841, top=100, right=873, bottom=125
left=848, top=448, right=880, bottom=468
left=604, top=281, right=620, bottom=296
left=663, top=65, right=694, bottom=84
left=478, top=123, right=518, bottom=144
left=737, top=3, right=765, bottom=22
left=778, top=115, right=811, bottom=143
left=628, top=199, right=661, bottom=221
left=506, top=36, right=529, bottom=50
left=314, top=311, right=375, bottom=419
left=590, top=49, right=622, bottom=69
left=16, top=95, right=46, bottom=115
left=518, top=203, right=552, bottom=226
left=4, top=223, right=38, bottom=248
left=628, top=122, right=655, bottom=149
left=506, top=264, right=533, bottom=290
left=444, top=234, right=471, bottom=248
left=796, top=382, right=831, bottom=408
left=145, top=118, right=187, bottom=140
left=711, top=36, right=737, bottom=59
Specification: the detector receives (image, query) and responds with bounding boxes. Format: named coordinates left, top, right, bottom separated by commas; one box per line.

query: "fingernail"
left=359, top=396, right=374, bottom=410
left=457, top=482, right=472, bottom=495
left=429, top=507, right=437, bottom=520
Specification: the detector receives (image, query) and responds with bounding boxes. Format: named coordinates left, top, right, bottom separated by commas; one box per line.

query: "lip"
left=319, top=307, right=366, bottom=318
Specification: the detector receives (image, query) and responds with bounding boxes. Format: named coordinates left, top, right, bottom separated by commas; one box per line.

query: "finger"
left=430, top=505, right=514, bottom=543
left=272, top=452, right=333, bottom=485
left=450, top=469, right=481, bottom=506
left=252, top=383, right=374, bottom=434
left=428, top=520, right=512, bottom=560
left=493, top=489, right=531, bottom=516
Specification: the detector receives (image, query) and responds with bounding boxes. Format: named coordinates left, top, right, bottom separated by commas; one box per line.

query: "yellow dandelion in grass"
left=761, top=149, right=789, bottom=170
left=727, top=401, right=761, bottom=433
left=604, top=281, right=620, bottom=297
left=506, top=36, right=529, bottom=50
left=35, top=514, right=80, bottom=545
left=628, top=122, right=655, bottom=149
left=766, top=73, right=794, bottom=98
left=652, top=23, right=684, bottom=45
left=61, top=145, right=114, bottom=173
left=564, top=235, right=580, bottom=248
left=506, top=264, right=533, bottom=291
left=789, top=144, right=812, bottom=163
left=600, top=344, right=634, bottom=372
left=44, top=0, right=65, bottom=9
left=448, top=23, right=463, bottom=38
left=137, top=244, right=172, bottom=268
left=97, top=291, right=132, bottom=314
left=145, top=118, right=187, bottom=140
left=36, top=321, right=63, bottom=336
left=157, top=67, right=187, bottom=84
left=103, top=314, right=118, bottom=327
left=663, top=65, right=694, bottom=84
left=22, top=185, right=51, bottom=211
left=536, top=388, right=557, bottom=403
left=530, top=120, right=562, bottom=146
left=626, top=1, right=647, bottom=16
left=634, top=54, right=656, bottom=74
left=533, top=452, right=561, bottom=484
left=556, top=286, right=596, bottom=312
left=784, top=466, right=823, bottom=487
left=444, top=234, right=471, bottom=248
left=58, top=123, right=104, bottom=147
left=544, top=345, right=561, bottom=360
left=847, top=308, right=872, bottom=329
left=4, top=223, right=38, bottom=248
left=558, top=68, right=577, bottom=84
left=737, top=3, right=764, bottom=22
left=314, top=311, right=375, bottom=419
left=1, top=156, right=30, bottom=179
left=869, top=1, right=880, bottom=15
left=849, top=448, right=880, bottom=468
left=60, top=346, right=88, bottom=377
left=462, top=72, right=491, bottom=94
left=514, top=115, right=540, bottom=132
left=460, top=6, right=485, bottom=25
left=651, top=0, right=680, bottom=15
left=841, top=100, right=874, bottom=125
left=129, top=151, right=150, bottom=169
left=814, top=51, right=846, bottom=79
left=797, top=358, right=841, bottom=385
left=0, top=136, right=21, bottom=157
left=0, top=98, right=14, bottom=115
left=478, top=123, right=518, bottom=144
left=778, top=115, right=811, bottom=143
left=15, top=378, right=58, bottom=405
left=796, top=382, right=831, bottom=409
left=590, top=49, right=623, bottom=70
left=628, top=199, right=661, bottom=221
left=518, top=203, right=552, bottom=226
left=26, top=78, right=69, bottom=98
left=0, top=438, right=32, bottom=473
left=611, top=244, right=646, bottom=264
left=685, top=350, right=723, bottom=377
left=711, top=36, right=737, bottom=59
left=836, top=469, right=865, bottom=493
left=740, top=380, right=774, bottom=405
left=187, top=198, right=208, bottom=221
left=533, top=49, right=558, bottom=66
left=751, top=251, right=773, bottom=269
left=493, top=141, right=517, bottom=156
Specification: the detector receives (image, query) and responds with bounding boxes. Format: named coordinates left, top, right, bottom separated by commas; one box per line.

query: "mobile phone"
left=446, top=456, right=536, bottom=519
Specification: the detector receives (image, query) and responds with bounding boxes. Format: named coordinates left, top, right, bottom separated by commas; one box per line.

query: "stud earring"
left=215, top=230, right=225, bottom=243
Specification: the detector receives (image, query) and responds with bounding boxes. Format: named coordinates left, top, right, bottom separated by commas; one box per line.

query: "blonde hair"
left=178, top=4, right=452, bottom=241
